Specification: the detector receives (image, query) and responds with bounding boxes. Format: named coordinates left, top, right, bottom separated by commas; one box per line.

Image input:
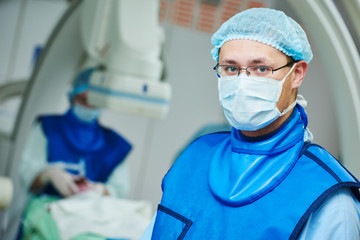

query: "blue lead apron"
left=152, top=106, right=360, bottom=239
left=40, top=109, right=132, bottom=196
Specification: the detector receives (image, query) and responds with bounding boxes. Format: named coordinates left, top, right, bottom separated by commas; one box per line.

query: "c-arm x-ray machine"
left=81, top=0, right=171, bottom=118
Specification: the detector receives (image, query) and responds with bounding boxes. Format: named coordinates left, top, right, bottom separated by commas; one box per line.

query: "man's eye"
left=224, top=66, right=238, bottom=74
left=256, top=67, right=268, bottom=73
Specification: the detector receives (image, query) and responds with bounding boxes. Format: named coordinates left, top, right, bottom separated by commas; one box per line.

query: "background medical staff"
left=17, top=66, right=133, bottom=239
left=18, top=66, right=132, bottom=198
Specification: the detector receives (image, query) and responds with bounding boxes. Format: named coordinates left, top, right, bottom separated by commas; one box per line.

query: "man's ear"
left=292, top=60, right=308, bottom=89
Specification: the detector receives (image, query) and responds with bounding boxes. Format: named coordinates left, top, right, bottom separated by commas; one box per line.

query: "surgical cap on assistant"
left=211, top=8, right=313, bottom=63
left=68, top=67, right=96, bottom=101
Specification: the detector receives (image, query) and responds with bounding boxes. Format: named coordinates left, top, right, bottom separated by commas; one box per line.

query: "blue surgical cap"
left=68, top=67, right=96, bottom=101
left=211, top=8, right=313, bottom=63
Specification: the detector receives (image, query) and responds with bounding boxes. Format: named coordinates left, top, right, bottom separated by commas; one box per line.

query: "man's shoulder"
left=301, top=143, right=342, bottom=165
left=301, top=143, right=360, bottom=185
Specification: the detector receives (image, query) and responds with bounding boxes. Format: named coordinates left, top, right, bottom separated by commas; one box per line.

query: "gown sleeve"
left=297, top=188, right=360, bottom=240
left=105, top=159, right=131, bottom=198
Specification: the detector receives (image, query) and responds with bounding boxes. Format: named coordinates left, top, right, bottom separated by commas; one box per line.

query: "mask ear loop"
left=280, top=93, right=307, bottom=117
left=279, top=101, right=297, bottom=116
left=280, top=63, right=297, bottom=84
left=278, top=63, right=299, bottom=116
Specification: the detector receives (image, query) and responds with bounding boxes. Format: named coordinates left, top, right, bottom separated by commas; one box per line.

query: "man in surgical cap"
left=144, top=8, right=360, bottom=239
left=19, top=66, right=132, bottom=198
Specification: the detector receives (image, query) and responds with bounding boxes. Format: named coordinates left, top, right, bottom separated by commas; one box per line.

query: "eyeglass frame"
left=213, top=61, right=298, bottom=78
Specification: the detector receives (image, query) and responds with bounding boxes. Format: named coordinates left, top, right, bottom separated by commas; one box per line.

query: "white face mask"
left=72, top=103, right=101, bottom=123
left=218, top=64, right=297, bottom=131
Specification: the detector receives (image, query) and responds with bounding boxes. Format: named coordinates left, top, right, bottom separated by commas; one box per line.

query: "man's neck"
left=240, top=110, right=294, bottom=138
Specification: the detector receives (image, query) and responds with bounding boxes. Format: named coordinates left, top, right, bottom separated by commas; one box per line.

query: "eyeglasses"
left=213, top=61, right=297, bottom=78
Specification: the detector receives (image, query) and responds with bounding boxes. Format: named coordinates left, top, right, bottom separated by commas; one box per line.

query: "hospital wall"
left=0, top=0, right=340, bottom=213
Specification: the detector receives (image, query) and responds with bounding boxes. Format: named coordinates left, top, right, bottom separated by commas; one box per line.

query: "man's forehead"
left=219, top=39, right=288, bottom=65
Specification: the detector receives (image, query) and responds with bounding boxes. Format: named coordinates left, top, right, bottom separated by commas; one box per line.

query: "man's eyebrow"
left=249, top=58, right=268, bottom=65
left=221, top=59, right=238, bottom=65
